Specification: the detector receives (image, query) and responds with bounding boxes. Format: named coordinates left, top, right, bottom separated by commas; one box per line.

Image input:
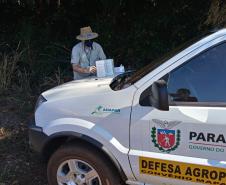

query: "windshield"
left=110, top=30, right=213, bottom=91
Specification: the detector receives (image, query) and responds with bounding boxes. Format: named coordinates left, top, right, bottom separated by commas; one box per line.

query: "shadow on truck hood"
left=42, top=77, right=113, bottom=100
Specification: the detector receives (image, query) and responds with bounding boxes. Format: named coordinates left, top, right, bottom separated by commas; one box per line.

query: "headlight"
left=35, top=95, right=47, bottom=111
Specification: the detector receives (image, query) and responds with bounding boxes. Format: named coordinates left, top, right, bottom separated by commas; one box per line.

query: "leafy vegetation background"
left=0, top=0, right=226, bottom=184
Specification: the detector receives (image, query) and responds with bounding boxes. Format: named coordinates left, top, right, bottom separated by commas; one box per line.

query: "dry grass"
left=0, top=43, right=67, bottom=96
left=0, top=53, right=17, bottom=90
left=0, top=42, right=27, bottom=91
left=40, top=67, right=65, bottom=88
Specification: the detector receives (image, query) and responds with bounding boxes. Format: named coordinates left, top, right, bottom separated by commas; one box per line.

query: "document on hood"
left=96, top=59, right=114, bottom=78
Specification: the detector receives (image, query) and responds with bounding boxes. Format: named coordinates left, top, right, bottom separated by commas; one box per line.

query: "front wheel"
left=47, top=142, right=124, bottom=185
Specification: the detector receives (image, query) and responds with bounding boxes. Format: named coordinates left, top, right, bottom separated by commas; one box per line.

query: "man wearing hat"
left=71, top=26, right=106, bottom=80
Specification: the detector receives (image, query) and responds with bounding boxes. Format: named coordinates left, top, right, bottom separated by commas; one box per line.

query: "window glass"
left=167, top=43, right=226, bottom=103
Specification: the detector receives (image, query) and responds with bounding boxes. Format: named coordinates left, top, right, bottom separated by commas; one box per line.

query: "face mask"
left=84, top=40, right=93, bottom=48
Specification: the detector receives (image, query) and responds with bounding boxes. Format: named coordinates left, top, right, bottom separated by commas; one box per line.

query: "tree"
left=205, top=0, right=226, bottom=27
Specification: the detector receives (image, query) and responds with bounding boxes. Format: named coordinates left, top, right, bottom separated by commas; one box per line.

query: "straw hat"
left=76, top=26, right=98, bottom=41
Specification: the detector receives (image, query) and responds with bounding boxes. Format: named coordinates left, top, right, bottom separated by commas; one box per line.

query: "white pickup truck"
left=29, top=29, right=226, bottom=185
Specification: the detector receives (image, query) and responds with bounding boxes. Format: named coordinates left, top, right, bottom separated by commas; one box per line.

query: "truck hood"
left=42, top=77, right=113, bottom=101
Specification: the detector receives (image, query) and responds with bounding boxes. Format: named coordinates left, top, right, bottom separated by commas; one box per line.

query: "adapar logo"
left=151, top=119, right=181, bottom=153
left=91, top=105, right=120, bottom=115
left=91, top=105, right=103, bottom=115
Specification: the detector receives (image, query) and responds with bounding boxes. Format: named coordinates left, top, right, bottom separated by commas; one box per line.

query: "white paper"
left=105, top=59, right=114, bottom=76
left=96, top=59, right=114, bottom=78
left=96, top=60, right=106, bottom=77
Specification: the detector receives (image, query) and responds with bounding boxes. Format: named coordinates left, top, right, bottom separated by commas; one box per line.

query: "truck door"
left=129, top=42, right=226, bottom=185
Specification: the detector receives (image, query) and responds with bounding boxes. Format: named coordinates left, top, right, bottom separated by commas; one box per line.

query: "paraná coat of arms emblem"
left=151, top=119, right=181, bottom=153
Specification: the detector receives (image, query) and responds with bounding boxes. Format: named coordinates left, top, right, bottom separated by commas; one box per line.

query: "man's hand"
left=72, top=64, right=96, bottom=74
left=89, top=66, right=96, bottom=74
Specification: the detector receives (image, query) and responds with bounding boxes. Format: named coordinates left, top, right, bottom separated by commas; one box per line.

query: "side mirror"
left=149, top=80, right=169, bottom=111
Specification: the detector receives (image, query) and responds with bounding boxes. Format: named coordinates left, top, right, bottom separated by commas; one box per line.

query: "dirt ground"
left=0, top=93, right=47, bottom=185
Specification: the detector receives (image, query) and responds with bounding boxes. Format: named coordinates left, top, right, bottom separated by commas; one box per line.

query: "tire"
left=47, top=142, right=124, bottom=185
